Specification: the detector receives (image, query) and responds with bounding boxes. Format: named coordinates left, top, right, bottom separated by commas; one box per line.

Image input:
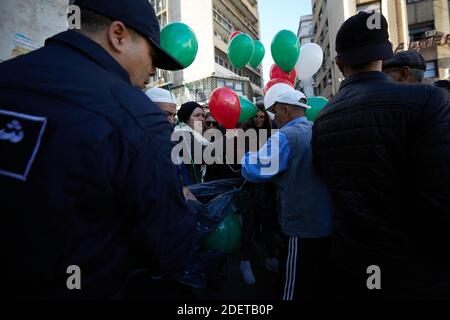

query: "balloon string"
left=238, top=179, right=247, bottom=191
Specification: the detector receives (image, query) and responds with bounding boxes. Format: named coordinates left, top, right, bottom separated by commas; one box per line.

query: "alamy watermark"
left=366, top=265, right=381, bottom=290
left=66, top=265, right=81, bottom=290
left=67, top=5, right=81, bottom=30
left=363, top=6, right=382, bottom=30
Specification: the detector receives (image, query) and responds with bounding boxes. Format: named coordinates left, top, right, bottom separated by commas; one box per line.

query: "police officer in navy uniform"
left=0, top=0, right=198, bottom=299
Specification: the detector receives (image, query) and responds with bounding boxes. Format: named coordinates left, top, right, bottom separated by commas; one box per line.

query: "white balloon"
left=264, top=83, right=295, bottom=111
left=296, top=43, right=323, bottom=81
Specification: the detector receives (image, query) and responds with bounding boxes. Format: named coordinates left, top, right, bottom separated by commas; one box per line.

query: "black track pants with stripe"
left=278, top=236, right=331, bottom=300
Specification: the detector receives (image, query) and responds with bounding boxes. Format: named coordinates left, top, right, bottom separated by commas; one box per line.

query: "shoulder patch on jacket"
left=0, top=109, right=47, bottom=181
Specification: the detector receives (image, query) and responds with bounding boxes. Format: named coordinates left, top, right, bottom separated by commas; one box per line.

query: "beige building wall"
left=0, top=0, right=69, bottom=62
left=434, top=0, right=450, bottom=79
left=407, top=0, right=449, bottom=80
left=150, top=0, right=216, bottom=87
left=179, top=0, right=216, bottom=84
left=213, top=0, right=262, bottom=92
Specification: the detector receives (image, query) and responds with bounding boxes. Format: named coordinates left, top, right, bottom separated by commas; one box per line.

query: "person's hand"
left=183, top=187, right=197, bottom=201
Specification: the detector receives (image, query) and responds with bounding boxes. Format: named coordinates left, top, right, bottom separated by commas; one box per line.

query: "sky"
left=258, top=0, right=312, bottom=86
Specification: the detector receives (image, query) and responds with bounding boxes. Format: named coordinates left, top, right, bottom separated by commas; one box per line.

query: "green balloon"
left=249, top=40, right=265, bottom=68
left=228, top=33, right=255, bottom=69
left=306, top=96, right=329, bottom=122
left=238, top=96, right=258, bottom=123
left=160, top=22, right=198, bottom=68
left=201, top=208, right=242, bottom=254
left=271, top=30, right=300, bottom=72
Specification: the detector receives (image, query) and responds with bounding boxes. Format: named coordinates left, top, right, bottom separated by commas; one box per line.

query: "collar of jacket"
left=281, top=116, right=309, bottom=129
left=339, top=71, right=391, bottom=91
left=174, top=123, right=211, bottom=147
left=45, top=30, right=131, bottom=84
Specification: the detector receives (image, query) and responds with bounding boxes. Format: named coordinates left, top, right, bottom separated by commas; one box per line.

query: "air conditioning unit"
left=425, top=30, right=436, bottom=37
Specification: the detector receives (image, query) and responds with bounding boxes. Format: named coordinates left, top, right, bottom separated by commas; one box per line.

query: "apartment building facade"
left=149, top=0, right=264, bottom=105
left=310, top=0, right=449, bottom=98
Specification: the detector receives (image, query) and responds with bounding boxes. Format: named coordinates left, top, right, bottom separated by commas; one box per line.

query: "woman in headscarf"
left=175, top=101, right=211, bottom=184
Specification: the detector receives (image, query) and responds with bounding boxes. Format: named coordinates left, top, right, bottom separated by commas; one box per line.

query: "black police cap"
left=74, top=0, right=183, bottom=70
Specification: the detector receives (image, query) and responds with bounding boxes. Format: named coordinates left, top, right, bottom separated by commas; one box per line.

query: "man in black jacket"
left=312, top=12, right=450, bottom=299
left=0, top=0, right=198, bottom=299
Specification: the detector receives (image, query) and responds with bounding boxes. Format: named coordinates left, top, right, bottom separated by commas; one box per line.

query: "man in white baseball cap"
left=241, top=89, right=333, bottom=301
left=267, top=89, right=309, bottom=128
left=145, top=88, right=177, bottom=124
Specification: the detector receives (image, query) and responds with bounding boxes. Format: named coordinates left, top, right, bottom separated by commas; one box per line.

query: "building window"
left=235, top=81, right=244, bottom=95
left=409, top=21, right=435, bottom=41
left=213, top=8, right=234, bottom=33
left=217, top=79, right=225, bottom=88
left=357, top=1, right=381, bottom=13
left=425, top=61, right=438, bottom=78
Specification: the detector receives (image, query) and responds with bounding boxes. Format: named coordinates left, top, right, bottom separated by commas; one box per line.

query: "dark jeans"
left=240, top=183, right=278, bottom=260
left=241, top=208, right=276, bottom=260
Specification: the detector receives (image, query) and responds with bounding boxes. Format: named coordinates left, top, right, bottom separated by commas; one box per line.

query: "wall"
left=0, top=0, right=69, bottom=62
left=179, top=0, right=215, bottom=84
left=434, top=0, right=450, bottom=79
left=407, top=0, right=434, bottom=25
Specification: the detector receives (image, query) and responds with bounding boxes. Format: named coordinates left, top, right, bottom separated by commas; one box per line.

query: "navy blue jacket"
left=0, top=31, right=197, bottom=299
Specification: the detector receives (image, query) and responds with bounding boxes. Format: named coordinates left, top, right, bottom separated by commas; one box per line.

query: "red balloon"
left=229, top=31, right=242, bottom=42
left=288, top=68, right=297, bottom=85
left=264, top=77, right=294, bottom=94
left=209, top=87, right=241, bottom=129
left=270, top=63, right=297, bottom=85
left=269, top=64, right=289, bottom=80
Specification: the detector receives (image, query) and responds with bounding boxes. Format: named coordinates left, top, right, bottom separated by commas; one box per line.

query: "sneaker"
left=265, top=257, right=279, bottom=273
left=240, top=260, right=256, bottom=285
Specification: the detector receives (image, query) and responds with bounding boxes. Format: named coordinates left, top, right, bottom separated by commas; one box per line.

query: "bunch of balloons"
left=209, top=87, right=258, bottom=129
left=227, top=31, right=265, bottom=69
left=270, top=29, right=324, bottom=81
left=160, top=22, right=198, bottom=69
left=264, top=30, right=328, bottom=115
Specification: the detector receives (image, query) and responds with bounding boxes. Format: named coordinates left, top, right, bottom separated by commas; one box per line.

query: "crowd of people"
left=0, top=0, right=449, bottom=301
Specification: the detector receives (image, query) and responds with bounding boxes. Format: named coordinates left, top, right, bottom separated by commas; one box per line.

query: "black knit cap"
left=177, top=102, right=202, bottom=123
left=336, top=11, right=393, bottom=67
